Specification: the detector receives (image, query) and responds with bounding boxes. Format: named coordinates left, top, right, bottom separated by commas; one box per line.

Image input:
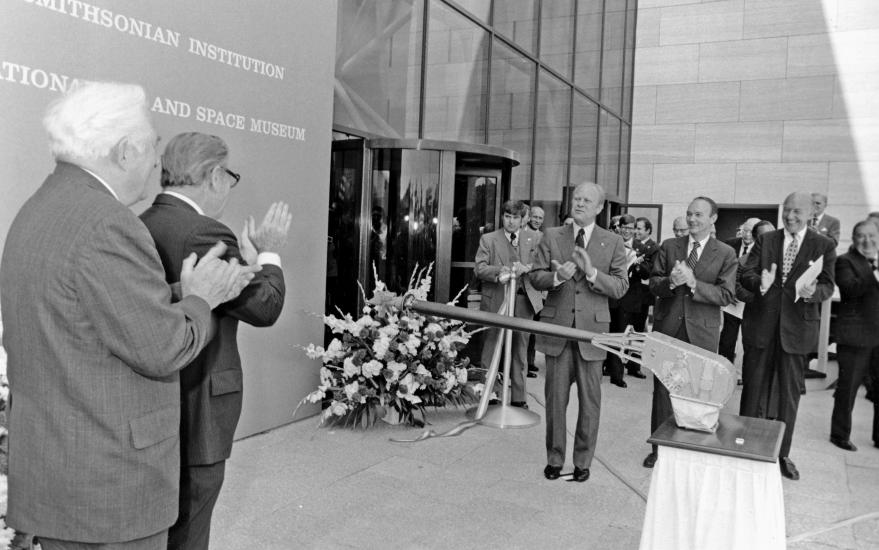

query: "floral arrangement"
left=301, top=265, right=481, bottom=428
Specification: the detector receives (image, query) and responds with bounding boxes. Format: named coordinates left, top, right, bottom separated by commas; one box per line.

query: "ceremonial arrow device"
left=389, top=273, right=734, bottom=441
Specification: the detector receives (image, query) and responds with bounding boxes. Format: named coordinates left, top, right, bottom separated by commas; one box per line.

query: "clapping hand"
left=761, top=263, right=777, bottom=291
left=180, top=242, right=262, bottom=309
left=511, top=261, right=531, bottom=277
left=572, top=247, right=596, bottom=278
left=551, top=259, right=578, bottom=282
left=670, top=260, right=690, bottom=287
left=246, top=202, right=292, bottom=254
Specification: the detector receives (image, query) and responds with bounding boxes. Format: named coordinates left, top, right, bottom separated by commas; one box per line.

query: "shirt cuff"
left=257, top=252, right=281, bottom=267
left=553, top=272, right=563, bottom=287
left=585, top=269, right=598, bottom=283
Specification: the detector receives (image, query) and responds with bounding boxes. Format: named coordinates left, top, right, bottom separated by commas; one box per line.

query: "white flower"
left=330, top=401, right=348, bottom=416
left=397, top=373, right=423, bottom=404
left=415, top=364, right=430, bottom=377
left=425, top=322, right=442, bottom=337
left=342, top=357, right=360, bottom=379
left=319, top=367, right=334, bottom=386
left=386, top=361, right=407, bottom=382
left=378, top=324, right=400, bottom=339
left=362, top=359, right=383, bottom=378
left=325, top=338, right=346, bottom=360
left=324, top=314, right=356, bottom=334
left=305, top=386, right=327, bottom=403
left=442, top=371, right=456, bottom=393
left=404, top=334, right=421, bottom=356
left=354, top=315, right=379, bottom=332
left=455, top=367, right=468, bottom=384
left=304, top=344, right=325, bottom=360
left=372, top=334, right=390, bottom=359
left=344, top=381, right=360, bottom=400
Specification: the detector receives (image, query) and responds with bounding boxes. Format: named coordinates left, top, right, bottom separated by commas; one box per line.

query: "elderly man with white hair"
left=0, top=81, right=256, bottom=549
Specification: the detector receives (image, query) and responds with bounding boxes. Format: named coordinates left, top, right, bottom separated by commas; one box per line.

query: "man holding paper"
left=740, top=191, right=836, bottom=480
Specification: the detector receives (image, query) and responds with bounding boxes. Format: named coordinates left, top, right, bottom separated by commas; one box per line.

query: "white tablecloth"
left=639, top=446, right=785, bottom=550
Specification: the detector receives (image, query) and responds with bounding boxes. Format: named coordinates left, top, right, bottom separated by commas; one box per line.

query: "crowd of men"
left=476, top=191, right=879, bottom=484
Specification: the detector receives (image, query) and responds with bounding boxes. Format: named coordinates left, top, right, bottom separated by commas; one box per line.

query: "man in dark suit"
left=809, top=192, right=841, bottom=244
left=525, top=205, right=545, bottom=378
left=474, top=200, right=542, bottom=408
left=643, top=196, right=737, bottom=468
left=531, top=183, right=628, bottom=482
left=604, top=215, right=651, bottom=386
left=632, top=217, right=659, bottom=375
left=140, top=133, right=289, bottom=550
left=829, top=220, right=879, bottom=451
left=740, top=192, right=837, bottom=480
left=718, top=218, right=761, bottom=370
left=0, top=82, right=253, bottom=549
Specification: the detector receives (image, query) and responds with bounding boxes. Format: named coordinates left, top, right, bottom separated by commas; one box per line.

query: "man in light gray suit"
left=0, top=81, right=256, bottom=549
left=530, top=183, right=629, bottom=482
left=475, top=200, right=542, bottom=408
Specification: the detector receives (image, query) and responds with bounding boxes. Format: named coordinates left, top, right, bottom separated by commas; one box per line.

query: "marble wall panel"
left=635, top=8, right=661, bottom=48
left=837, top=0, right=879, bottom=32
left=833, top=72, right=879, bottom=119
left=655, top=81, right=740, bottom=123
left=827, top=162, right=875, bottom=206
left=630, top=124, right=696, bottom=163
left=628, top=163, right=655, bottom=202
left=740, top=76, right=835, bottom=121
left=743, top=0, right=836, bottom=39
left=652, top=163, right=736, bottom=203
left=659, top=0, right=744, bottom=46
left=632, top=86, right=658, bottom=125
left=782, top=119, right=865, bottom=162
left=699, top=37, right=788, bottom=82
left=634, top=44, right=700, bottom=85
left=734, top=162, right=829, bottom=203
left=694, top=122, right=784, bottom=162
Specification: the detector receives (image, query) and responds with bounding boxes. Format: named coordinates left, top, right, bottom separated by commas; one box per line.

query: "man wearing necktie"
left=719, top=218, right=762, bottom=371
left=530, top=183, right=628, bottom=482
left=642, top=196, right=737, bottom=469
left=829, top=220, right=879, bottom=452
left=808, top=192, right=841, bottom=244
left=474, top=200, right=543, bottom=409
left=741, top=192, right=837, bottom=480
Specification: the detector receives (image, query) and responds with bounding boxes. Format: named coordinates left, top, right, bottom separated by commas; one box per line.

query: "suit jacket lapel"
left=693, top=237, right=719, bottom=278
left=786, top=230, right=820, bottom=284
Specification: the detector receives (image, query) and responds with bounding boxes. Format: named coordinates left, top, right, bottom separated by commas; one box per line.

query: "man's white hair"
left=42, top=81, right=154, bottom=161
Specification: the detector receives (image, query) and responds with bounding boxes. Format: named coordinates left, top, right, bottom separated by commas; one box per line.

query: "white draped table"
left=639, top=414, right=786, bottom=550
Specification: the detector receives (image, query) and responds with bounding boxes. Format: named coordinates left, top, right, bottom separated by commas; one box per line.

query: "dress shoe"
left=611, top=378, right=627, bottom=388
left=628, top=370, right=647, bottom=379
left=488, top=399, right=500, bottom=406
left=804, top=368, right=826, bottom=379
left=779, top=457, right=800, bottom=480
left=571, top=466, right=590, bottom=482
left=527, top=372, right=538, bottom=378
left=642, top=452, right=657, bottom=468
left=544, top=465, right=562, bottom=480
left=829, top=437, right=858, bottom=451
left=510, top=401, right=529, bottom=410
left=528, top=365, right=538, bottom=373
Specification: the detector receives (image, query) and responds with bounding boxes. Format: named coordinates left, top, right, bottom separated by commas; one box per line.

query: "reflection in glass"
left=533, top=70, right=571, bottom=225
left=619, top=123, right=631, bottom=201
left=327, top=143, right=363, bottom=319
left=451, top=0, right=491, bottom=22
left=574, top=0, right=603, bottom=100
left=540, top=0, right=575, bottom=79
left=622, top=0, right=636, bottom=122
left=597, top=110, right=621, bottom=200
left=334, top=1, right=423, bottom=137
left=601, top=0, right=626, bottom=114
left=570, top=92, right=599, bottom=190
left=424, top=0, right=490, bottom=143
left=371, top=149, right=440, bottom=298
left=450, top=174, right=498, bottom=306
left=488, top=39, right=536, bottom=200
left=493, top=0, right=538, bottom=54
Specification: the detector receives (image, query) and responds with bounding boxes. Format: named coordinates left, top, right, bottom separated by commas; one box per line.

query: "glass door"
left=327, top=139, right=364, bottom=319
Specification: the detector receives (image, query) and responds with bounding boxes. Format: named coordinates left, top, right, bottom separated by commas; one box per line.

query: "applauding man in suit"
left=643, top=196, right=737, bottom=469
left=475, top=200, right=542, bottom=408
left=1, top=83, right=254, bottom=549
left=531, top=183, right=628, bottom=482
left=809, top=193, right=841, bottom=244
left=140, top=133, right=290, bottom=550
left=740, top=192, right=836, bottom=480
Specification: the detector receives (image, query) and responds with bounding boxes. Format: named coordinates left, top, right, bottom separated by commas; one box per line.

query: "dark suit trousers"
left=605, top=306, right=641, bottom=381
left=39, top=531, right=167, bottom=550
left=718, top=312, right=742, bottom=363
left=831, top=344, right=879, bottom=443
left=168, top=461, right=226, bottom=550
left=650, top=323, right=689, bottom=453
left=545, top=341, right=602, bottom=469
left=740, top=341, right=806, bottom=457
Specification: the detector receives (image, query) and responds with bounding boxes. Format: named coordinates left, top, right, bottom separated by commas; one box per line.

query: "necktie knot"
left=685, top=241, right=701, bottom=270
left=575, top=227, right=585, bottom=248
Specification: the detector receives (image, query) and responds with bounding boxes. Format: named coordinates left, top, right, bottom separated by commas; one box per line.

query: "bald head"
left=783, top=192, right=813, bottom=234
left=672, top=216, right=688, bottom=237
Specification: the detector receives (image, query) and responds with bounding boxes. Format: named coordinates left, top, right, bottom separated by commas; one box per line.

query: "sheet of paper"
left=794, top=255, right=823, bottom=302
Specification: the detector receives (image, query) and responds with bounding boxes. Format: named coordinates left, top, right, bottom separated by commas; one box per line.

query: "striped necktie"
left=782, top=235, right=798, bottom=283
left=686, top=241, right=701, bottom=270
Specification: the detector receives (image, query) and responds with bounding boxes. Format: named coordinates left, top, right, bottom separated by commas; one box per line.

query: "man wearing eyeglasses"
left=140, top=132, right=291, bottom=550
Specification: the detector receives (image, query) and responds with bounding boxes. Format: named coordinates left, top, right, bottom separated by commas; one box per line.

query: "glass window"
left=601, top=0, right=626, bottom=114
left=618, top=123, right=630, bottom=201
left=570, top=91, right=599, bottom=188
left=573, top=0, right=603, bottom=100
left=424, top=0, right=490, bottom=142
left=334, top=1, right=423, bottom=137
left=488, top=38, right=536, bottom=200
left=533, top=69, right=571, bottom=225
left=450, top=0, right=491, bottom=23
left=622, top=0, right=636, bottom=122
left=539, top=0, right=575, bottom=79
left=493, top=0, right=538, bottom=54
left=597, top=109, right=621, bottom=200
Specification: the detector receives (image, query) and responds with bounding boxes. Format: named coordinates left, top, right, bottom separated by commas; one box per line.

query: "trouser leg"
left=168, top=461, right=227, bottom=550
left=572, top=356, right=603, bottom=469
left=545, top=344, right=574, bottom=467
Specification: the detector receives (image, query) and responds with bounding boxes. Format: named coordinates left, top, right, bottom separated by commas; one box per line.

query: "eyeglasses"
left=224, top=168, right=241, bottom=188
